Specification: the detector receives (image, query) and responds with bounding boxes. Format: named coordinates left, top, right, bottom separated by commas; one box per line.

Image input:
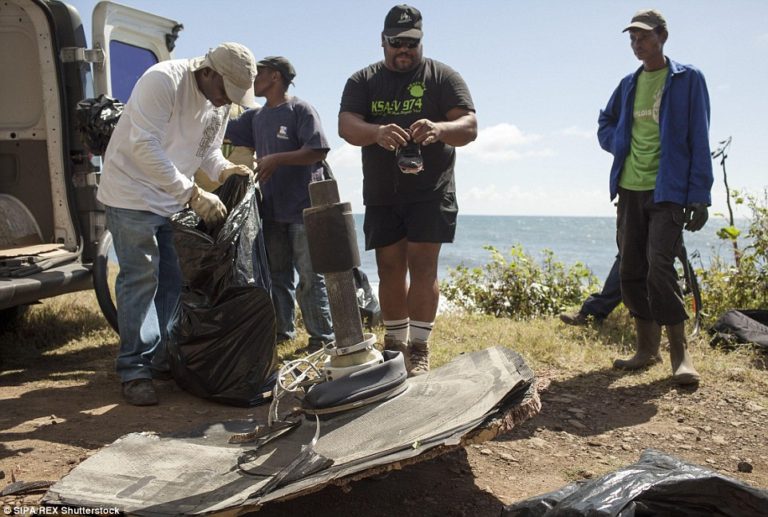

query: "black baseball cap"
left=383, top=5, right=423, bottom=39
left=256, top=56, right=296, bottom=84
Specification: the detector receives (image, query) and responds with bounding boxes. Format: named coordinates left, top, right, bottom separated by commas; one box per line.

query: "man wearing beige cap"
left=598, top=10, right=713, bottom=385
left=98, top=42, right=257, bottom=405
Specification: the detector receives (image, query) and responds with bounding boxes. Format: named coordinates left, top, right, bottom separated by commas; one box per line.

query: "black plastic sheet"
left=74, top=94, right=124, bottom=155
left=168, top=176, right=276, bottom=406
left=502, top=449, right=768, bottom=517
left=353, top=266, right=381, bottom=329
left=709, top=309, right=768, bottom=352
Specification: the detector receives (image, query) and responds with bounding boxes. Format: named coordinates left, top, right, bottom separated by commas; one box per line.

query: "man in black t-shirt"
left=339, top=4, right=477, bottom=375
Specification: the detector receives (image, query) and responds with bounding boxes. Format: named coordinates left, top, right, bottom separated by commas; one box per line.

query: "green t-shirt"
left=619, top=67, right=668, bottom=191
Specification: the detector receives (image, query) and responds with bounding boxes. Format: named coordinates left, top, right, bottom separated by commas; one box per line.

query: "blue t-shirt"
left=226, top=96, right=329, bottom=224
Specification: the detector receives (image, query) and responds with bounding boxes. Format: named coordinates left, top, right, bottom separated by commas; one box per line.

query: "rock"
left=712, top=435, right=727, bottom=445
left=498, top=453, right=518, bottom=462
left=621, top=444, right=632, bottom=451
left=586, top=440, right=603, bottom=447
left=702, top=426, right=712, bottom=433
left=738, top=461, right=754, bottom=473
left=568, top=419, right=587, bottom=430
left=671, top=434, right=685, bottom=441
left=529, top=437, right=548, bottom=449
left=745, top=402, right=764, bottom=412
left=479, top=448, right=492, bottom=456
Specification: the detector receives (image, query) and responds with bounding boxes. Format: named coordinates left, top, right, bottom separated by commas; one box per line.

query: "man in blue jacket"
left=598, top=9, right=713, bottom=385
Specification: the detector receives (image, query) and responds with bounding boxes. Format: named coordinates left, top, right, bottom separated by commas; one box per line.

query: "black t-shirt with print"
left=340, top=58, right=475, bottom=206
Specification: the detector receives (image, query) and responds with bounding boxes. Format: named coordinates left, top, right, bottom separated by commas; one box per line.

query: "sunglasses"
left=386, top=37, right=420, bottom=49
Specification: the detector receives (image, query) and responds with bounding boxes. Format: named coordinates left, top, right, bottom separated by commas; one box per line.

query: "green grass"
left=2, top=292, right=767, bottom=407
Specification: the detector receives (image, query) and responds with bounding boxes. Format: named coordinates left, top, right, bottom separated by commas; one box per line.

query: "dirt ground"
left=2, top=338, right=768, bottom=516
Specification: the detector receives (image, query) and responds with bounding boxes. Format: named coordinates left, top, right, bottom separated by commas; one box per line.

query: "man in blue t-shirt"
left=227, top=56, right=333, bottom=351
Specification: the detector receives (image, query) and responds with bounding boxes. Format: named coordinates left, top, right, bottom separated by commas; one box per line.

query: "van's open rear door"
left=91, top=1, right=182, bottom=102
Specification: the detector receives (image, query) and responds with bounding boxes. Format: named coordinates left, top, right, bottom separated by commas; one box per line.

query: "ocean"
left=352, top=214, right=741, bottom=284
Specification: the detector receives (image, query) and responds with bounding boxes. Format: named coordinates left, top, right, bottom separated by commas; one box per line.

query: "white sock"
left=384, top=318, right=409, bottom=343
left=409, top=320, right=434, bottom=343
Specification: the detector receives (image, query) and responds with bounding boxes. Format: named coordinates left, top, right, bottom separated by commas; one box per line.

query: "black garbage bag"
left=168, top=175, right=276, bottom=406
left=74, top=94, right=124, bottom=155
left=502, top=449, right=768, bottom=517
left=353, top=266, right=381, bottom=330
left=709, top=309, right=768, bottom=352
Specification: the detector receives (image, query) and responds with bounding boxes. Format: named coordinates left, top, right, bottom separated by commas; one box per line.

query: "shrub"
left=441, top=245, right=600, bottom=319
left=699, top=189, right=768, bottom=320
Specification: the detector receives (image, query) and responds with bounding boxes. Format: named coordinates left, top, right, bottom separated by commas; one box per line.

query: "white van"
left=0, top=0, right=180, bottom=329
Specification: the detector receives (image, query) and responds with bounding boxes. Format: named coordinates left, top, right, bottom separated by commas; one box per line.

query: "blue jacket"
left=598, top=58, right=713, bottom=206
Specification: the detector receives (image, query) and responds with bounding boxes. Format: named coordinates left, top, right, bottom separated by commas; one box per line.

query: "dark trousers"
left=617, top=188, right=688, bottom=325
left=581, top=254, right=622, bottom=318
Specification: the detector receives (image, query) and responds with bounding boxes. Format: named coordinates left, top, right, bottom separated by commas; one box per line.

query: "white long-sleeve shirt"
left=97, top=59, right=230, bottom=216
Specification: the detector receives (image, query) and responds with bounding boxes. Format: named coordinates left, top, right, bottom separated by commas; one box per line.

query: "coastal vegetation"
left=443, top=188, right=768, bottom=331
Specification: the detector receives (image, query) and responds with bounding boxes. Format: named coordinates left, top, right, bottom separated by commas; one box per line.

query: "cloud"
left=559, top=126, right=594, bottom=139
left=462, top=123, right=552, bottom=162
left=325, top=143, right=365, bottom=211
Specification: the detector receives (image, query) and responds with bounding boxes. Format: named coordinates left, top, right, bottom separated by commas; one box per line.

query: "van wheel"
left=93, top=230, right=119, bottom=333
left=0, top=305, right=29, bottom=331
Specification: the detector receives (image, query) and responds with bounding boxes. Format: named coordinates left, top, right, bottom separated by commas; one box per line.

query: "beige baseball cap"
left=193, top=42, right=257, bottom=107
left=623, top=9, right=667, bottom=32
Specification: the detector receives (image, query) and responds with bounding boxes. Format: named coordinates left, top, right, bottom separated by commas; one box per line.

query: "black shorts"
left=363, top=192, right=458, bottom=250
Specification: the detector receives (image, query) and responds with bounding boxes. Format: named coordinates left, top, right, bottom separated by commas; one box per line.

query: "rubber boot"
left=408, top=339, right=430, bottom=376
left=613, top=318, right=662, bottom=370
left=384, top=336, right=410, bottom=372
left=667, top=323, right=700, bottom=385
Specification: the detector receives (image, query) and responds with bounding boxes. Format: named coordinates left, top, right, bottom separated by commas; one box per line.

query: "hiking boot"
left=559, top=311, right=589, bottom=326
left=150, top=369, right=173, bottom=381
left=305, top=340, right=329, bottom=354
left=121, top=379, right=158, bottom=406
left=667, top=323, right=700, bottom=385
left=408, top=339, right=430, bottom=376
left=384, top=336, right=410, bottom=371
left=613, top=318, right=662, bottom=370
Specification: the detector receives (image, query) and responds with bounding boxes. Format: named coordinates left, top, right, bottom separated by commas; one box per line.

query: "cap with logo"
left=623, top=9, right=667, bottom=32
left=383, top=4, right=423, bottom=39
left=257, top=56, right=296, bottom=85
left=192, top=42, right=257, bottom=107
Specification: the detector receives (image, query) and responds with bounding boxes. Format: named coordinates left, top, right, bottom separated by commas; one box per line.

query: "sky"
left=70, top=0, right=768, bottom=217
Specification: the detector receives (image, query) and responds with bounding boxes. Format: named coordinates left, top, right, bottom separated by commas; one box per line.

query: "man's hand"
left=375, top=124, right=410, bottom=151
left=254, top=155, right=282, bottom=183
left=410, top=119, right=442, bottom=145
left=189, top=185, right=227, bottom=226
left=218, top=163, right=253, bottom=184
left=684, top=203, right=708, bottom=232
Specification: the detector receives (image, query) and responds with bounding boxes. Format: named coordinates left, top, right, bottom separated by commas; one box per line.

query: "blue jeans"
left=107, top=207, right=182, bottom=382
left=264, top=220, right=334, bottom=346
left=581, top=254, right=622, bottom=319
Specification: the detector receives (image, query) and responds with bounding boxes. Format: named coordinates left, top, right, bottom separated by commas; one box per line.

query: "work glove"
left=684, top=203, right=708, bottom=232
left=227, top=146, right=256, bottom=171
left=188, top=184, right=227, bottom=226
left=218, top=163, right=253, bottom=184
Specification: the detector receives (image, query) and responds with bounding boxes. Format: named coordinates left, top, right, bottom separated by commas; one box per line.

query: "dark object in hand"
left=396, top=140, right=424, bottom=175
